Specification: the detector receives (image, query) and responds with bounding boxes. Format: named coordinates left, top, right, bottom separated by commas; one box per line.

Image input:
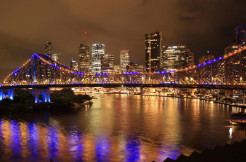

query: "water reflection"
left=0, top=95, right=245, bottom=161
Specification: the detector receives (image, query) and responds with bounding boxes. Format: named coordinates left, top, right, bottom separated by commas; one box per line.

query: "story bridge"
left=1, top=46, right=246, bottom=103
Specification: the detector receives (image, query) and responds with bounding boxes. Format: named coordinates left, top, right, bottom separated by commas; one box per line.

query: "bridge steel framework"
left=1, top=46, right=246, bottom=102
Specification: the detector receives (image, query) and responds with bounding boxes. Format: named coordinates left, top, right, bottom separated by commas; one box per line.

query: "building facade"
left=120, top=50, right=130, bottom=73
left=234, top=25, right=246, bottom=44
left=162, top=45, right=194, bottom=71
left=129, top=62, right=145, bottom=73
left=101, top=54, right=114, bottom=73
left=70, top=59, right=78, bottom=71
left=199, top=51, right=215, bottom=64
left=113, top=65, right=121, bottom=73
left=91, top=44, right=105, bottom=73
left=224, top=26, right=246, bottom=84
left=44, top=42, right=52, bottom=57
left=79, top=43, right=90, bottom=73
left=145, top=32, right=162, bottom=72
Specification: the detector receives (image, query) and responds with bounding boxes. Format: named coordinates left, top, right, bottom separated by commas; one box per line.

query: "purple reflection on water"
left=27, top=123, right=39, bottom=159
left=10, top=120, right=21, bottom=158
left=96, top=136, right=111, bottom=161
left=126, top=137, right=140, bottom=162
left=47, top=127, right=59, bottom=160
left=68, top=130, right=83, bottom=161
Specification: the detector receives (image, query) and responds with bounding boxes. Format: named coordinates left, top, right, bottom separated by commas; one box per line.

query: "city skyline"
left=1, top=0, right=246, bottom=79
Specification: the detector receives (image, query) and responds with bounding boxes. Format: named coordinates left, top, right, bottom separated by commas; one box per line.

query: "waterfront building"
left=199, top=51, right=215, bottom=64
left=120, top=50, right=130, bottom=73
left=223, top=26, right=246, bottom=84
left=79, top=43, right=90, bottom=73
left=145, top=32, right=163, bottom=72
left=224, top=45, right=246, bottom=84
left=161, top=45, right=194, bottom=71
left=70, top=59, right=78, bottom=71
left=91, top=44, right=105, bottom=73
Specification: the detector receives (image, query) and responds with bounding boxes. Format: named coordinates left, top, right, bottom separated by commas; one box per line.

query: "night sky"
left=0, top=0, right=246, bottom=80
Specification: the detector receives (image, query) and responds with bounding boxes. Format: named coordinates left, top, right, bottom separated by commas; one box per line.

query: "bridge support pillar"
left=32, top=88, right=50, bottom=103
left=0, top=89, right=3, bottom=101
left=7, top=89, right=14, bottom=100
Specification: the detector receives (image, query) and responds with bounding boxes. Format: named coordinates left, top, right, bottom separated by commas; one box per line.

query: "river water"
left=0, top=94, right=245, bottom=161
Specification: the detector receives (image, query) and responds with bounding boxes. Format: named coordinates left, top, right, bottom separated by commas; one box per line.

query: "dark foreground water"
left=0, top=95, right=246, bottom=161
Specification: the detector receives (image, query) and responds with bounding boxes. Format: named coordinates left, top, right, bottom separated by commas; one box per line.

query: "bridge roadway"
left=1, top=83, right=246, bottom=90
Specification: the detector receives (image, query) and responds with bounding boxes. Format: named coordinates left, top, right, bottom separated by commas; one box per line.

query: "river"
left=0, top=94, right=245, bottom=161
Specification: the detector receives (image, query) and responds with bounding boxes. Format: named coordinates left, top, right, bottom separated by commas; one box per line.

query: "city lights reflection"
left=0, top=95, right=245, bottom=161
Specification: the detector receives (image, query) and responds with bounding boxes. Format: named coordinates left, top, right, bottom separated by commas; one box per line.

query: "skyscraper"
left=79, top=43, right=90, bottom=72
left=199, top=51, right=215, bottom=64
left=91, top=44, right=105, bottom=73
left=52, top=53, right=60, bottom=62
left=234, top=25, right=246, bottom=44
left=162, top=45, right=194, bottom=71
left=145, top=32, right=162, bottom=72
left=101, top=54, right=114, bottom=72
left=120, top=50, right=130, bottom=73
left=224, top=26, right=246, bottom=83
left=44, top=42, right=52, bottom=57
left=70, top=59, right=78, bottom=71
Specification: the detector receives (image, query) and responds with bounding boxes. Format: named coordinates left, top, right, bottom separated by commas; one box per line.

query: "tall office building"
left=52, top=53, right=60, bottom=62
left=70, top=59, right=78, bottom=71
left=162, top=45, right=194, bottom=71
left=44, top=42, right=60, bottom=62
left=129, top=62, right=145, bottom=73
left=234, top=26, right=246, bottom=44
left=145, top=32, right=163, bottom=72
left=79, top=43, right=90, bottom=72
left=91, top=44, right=105, bottom=73
left=45, top=42, right=52, bottom=57
left=224, top=26, right=246, bottom=83
left=102, top=54, right=114, bottom=72
left=120, top=50, right=130, bottom=73
left=199, top=51, right=215, bottom=64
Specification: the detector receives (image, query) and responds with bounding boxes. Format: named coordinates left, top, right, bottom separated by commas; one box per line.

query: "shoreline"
left=94, top=92, right=246, bottom=109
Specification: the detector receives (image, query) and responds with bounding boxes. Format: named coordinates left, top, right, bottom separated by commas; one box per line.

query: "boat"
left=230, top=112, right=246, bottom=125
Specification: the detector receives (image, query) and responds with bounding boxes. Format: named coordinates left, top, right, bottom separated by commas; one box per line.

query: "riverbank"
left=0, top=88, right=93, bottom=113
left=164, top=139, right=246, bottom=162
left=120, top=93, right=246, bottom=109
left=0, top=101, right=93, bottom=113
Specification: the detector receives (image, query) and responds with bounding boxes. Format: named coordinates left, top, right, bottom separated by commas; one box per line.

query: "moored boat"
left=230, top=112, right=246, bottom=125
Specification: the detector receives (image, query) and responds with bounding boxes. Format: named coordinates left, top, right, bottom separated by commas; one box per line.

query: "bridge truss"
left=3, top=46, right=246, bottom=88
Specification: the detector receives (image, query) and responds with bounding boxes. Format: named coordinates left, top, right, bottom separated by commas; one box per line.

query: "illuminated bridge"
left=1, top=46, right=246, bottom=102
